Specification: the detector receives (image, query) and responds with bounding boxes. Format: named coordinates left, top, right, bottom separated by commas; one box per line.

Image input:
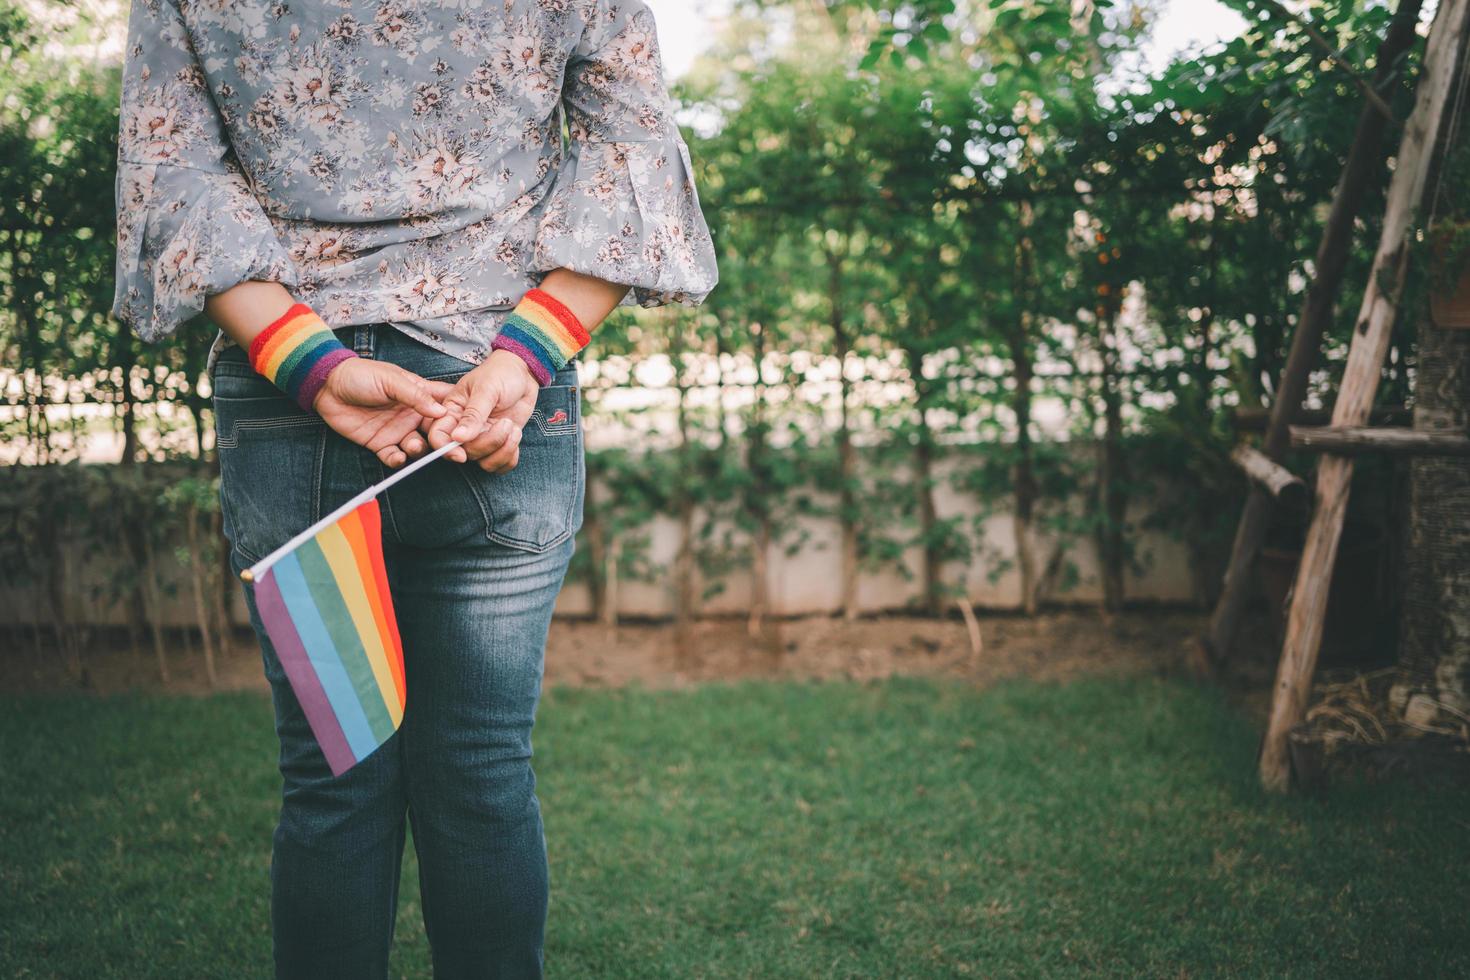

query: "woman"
left=111, top=1, right=717, bottom=976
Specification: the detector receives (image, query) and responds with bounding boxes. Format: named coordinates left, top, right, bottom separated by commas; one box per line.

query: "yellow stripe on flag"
left=317, top=523, right=403, bottom=727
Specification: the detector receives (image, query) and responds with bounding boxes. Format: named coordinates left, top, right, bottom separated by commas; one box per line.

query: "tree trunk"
left=185, top=504, right=219, bottom=688
left=747, top=322, right=776, bottom=647
left=1097, top=303, right=1127, bottom=613
left=1392, top=317, right=1470, bottom=726
left=583, top=461, right=610, bottom=624
left=118, top=332, right=140, bottom=466
left=827, top=248, right=860, bottom=620
left=604, top=535, right=621, bottom=632
left=46, top=529, right=82, bottom=683
left=906, top=345, right=943, bottom=616
left=188, top=396, right=207, bottom=461
left=210, top=506, right=233, bottom=664
left=1010, top=200, right=1040, bottom=615
left=139, top=529, right=171, bottom=684
left=714, top=314, right=732, bottom=454
left=1391, top=51, right=1470, bottom=724
left=671, top=326, right=697, bottom=668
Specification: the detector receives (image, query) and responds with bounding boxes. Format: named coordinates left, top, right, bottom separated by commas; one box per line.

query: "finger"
left=422, top=379, right=457, bottom=401
left=399, top=431, right=427, bottom=458
left=480, top=445, right=521, bottom=475
left=368, top=407, right=425, bottom=454
left=460, top=417, right=515, bottom=462
left=425, top=419, right=469, bottom=462
left=380, top=367, right=448, bottom=420
left=477, top=425, right=523, bottom=473
left=451, top=378, right=501, bottom=443
left=424, top=391, right=471, bottom=461
left=377, top=444, right=407, bottom=469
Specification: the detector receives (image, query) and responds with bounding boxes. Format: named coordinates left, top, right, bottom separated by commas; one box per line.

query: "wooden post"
left=1259, top=0, right=1470, bottom=792
left=1290, top=425, right=1470, bottom=456
left=1230, top=446, right=1306, bottom=501
left=1204, top=0, right=1426, bottom=662
left=1231, top=406, right=1411, bottom=431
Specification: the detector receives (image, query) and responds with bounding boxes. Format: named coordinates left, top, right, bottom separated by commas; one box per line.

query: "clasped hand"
left=313, top=349, right=538, bottom=472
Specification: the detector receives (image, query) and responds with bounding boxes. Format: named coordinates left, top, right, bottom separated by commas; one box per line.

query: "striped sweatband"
left=248, top=303, right=358, bottom=412
left=490, top=288, right=591, bottom=386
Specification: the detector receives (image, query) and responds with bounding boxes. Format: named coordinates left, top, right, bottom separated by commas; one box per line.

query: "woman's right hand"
left=422, top=349, right=540, bottom=472
left=313, top=359, right=454, bottom=468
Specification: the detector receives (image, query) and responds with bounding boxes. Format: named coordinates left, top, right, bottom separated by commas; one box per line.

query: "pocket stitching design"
left=529, top=406, right=578, bottom=437
left=215, top=414, right=323, bottom=449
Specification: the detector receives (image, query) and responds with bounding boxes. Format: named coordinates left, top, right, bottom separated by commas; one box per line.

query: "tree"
left=1391, top=85, right=1470, bottom=727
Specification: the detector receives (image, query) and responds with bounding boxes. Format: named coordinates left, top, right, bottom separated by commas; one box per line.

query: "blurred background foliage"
left=0, top=0, right=1436, bottom=641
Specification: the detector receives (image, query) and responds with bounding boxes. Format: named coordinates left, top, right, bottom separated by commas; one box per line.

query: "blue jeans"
left=212, top=324, right=583, bottom=979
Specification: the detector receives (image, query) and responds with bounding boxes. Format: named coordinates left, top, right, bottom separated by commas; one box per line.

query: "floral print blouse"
left=111, top=0, right=719, bottom=365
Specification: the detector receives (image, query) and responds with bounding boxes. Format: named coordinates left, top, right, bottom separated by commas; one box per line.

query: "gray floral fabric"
left=112, top=0, right=719, bottom=365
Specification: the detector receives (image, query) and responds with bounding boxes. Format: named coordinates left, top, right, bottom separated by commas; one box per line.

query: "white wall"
left=0, top=454, right=1201, bottom=633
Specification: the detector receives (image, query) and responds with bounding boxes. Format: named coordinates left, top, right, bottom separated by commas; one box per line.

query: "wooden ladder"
left=1256, top=0, right=1470, bottom=791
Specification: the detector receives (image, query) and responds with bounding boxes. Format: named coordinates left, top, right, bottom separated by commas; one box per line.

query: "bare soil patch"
left=2, top=609, right=1204, bottom=696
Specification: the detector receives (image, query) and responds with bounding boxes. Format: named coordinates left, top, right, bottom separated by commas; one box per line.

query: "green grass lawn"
left=3, top=675, right=1467, bottom=978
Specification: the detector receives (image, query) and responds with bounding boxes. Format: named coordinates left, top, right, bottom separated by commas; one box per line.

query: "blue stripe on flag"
left=273, top=550, right=379, bottom=761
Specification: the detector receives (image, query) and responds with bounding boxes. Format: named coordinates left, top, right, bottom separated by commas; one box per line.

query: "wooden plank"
left=1259, top=0, right=1470, bottom=793
left=1231, top=446, right=1307, bottom=500
left=1290, top=425, right=1470, bottom=456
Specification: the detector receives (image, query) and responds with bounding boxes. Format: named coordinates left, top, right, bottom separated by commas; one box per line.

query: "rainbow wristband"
left=491, top=288, right=591, bottom=386
left=248, top=303, right=358, bottom=413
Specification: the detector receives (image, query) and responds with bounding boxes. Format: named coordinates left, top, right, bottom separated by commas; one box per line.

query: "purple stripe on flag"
left=255, top=567, right=357, bottom=776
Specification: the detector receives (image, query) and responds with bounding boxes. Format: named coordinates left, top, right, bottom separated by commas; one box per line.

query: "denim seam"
left=368, top=454, right=407, bottom=547
left=310, top=428, right=327, bottom=526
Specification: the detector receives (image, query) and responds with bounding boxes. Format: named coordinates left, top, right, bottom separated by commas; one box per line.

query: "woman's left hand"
left=313, top=359, right=456, bottom=468
left=424, top=350, right=539, bottom=472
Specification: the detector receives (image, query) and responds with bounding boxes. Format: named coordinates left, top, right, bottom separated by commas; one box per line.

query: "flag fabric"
left=251, top=498, right=405, bottom=776
left=241, top=441, right=458, bottom=777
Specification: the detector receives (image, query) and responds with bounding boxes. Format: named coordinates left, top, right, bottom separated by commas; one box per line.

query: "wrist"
left=490, top=287, right=591, bottom=386
left=248, top=303, right=357, bottom=413
left=488, top=348, right=538, bottom=386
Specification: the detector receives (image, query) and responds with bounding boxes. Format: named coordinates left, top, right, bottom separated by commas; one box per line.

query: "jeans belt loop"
left=352, top=323, right=377, bottom=359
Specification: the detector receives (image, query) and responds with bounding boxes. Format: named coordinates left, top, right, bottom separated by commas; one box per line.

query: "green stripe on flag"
left=296, top=537, right=395, bottom=744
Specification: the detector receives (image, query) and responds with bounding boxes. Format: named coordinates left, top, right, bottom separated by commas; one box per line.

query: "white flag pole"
left=240, top=440, right=462, bottom=583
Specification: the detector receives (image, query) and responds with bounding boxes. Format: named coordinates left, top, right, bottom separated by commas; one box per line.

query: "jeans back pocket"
left=460, top=380, right=584, bottom=553
left=212, top=360, right=325, bottom=567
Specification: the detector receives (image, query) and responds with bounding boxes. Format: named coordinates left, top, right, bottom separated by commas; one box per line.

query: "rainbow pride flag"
left=241, top=442, right=458, bottom=777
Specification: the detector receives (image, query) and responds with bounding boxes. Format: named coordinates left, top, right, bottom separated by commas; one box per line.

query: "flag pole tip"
left=240, top=569, right=254, bottom=583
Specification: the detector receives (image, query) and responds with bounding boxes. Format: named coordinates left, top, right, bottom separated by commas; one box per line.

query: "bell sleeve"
left=111, top=0, right=298, bottom=343
left=530, top=0, right=719, bottom=308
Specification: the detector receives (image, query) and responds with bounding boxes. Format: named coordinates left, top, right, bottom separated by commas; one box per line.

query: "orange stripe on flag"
left=342, top=505, right=402, bottom=706
left=357, top=501, right=405, bottom=709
